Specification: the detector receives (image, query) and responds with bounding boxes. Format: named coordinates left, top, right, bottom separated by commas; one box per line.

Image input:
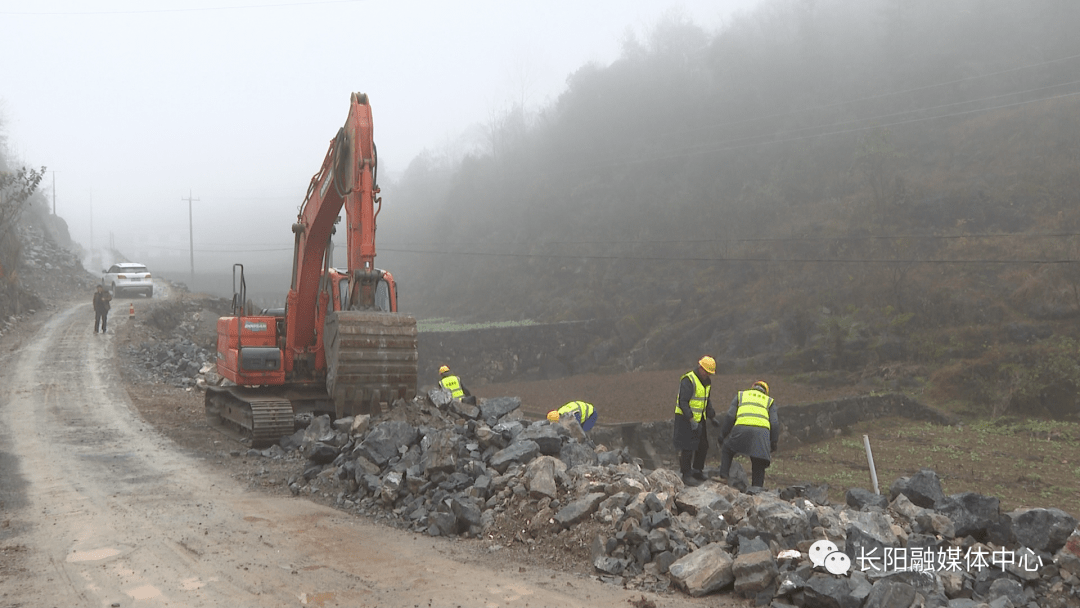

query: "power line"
left=379, top=246, right=1079, bottom=266
left=141, top=241, right=1080, bottom=265
left=136, top=229, right=1080, bottom=254
left=0, top=0, right=363, bottom=16
left=383, top=231, right=1080, bottom=248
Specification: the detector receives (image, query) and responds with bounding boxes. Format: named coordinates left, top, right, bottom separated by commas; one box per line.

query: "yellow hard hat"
left=438, top=365, right=450, bottom=374
left=698, top=356, right=716, bottom=375
left=547, top=410, right=560, bottom=423
left=752, top=380, right=769, bottom=395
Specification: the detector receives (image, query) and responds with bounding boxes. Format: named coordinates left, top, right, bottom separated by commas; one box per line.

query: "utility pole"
left=182, top=189, right=199, bottom=291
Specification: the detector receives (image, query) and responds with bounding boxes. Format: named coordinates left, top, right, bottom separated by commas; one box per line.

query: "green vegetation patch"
left=418, top=318, right=539, bottom=333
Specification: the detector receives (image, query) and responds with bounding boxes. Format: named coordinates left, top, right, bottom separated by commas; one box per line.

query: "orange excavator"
left=206, top=93, right=418, bottom=447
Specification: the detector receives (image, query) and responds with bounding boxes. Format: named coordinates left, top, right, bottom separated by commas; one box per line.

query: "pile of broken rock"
left=251, top=389, right=1080, bottom=607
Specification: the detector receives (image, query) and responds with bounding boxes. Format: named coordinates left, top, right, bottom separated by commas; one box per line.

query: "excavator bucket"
left=324, top=310, right=418, bottom=417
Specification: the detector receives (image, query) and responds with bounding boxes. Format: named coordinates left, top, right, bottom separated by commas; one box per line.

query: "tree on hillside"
left=0, top=165, right=47, bottom=280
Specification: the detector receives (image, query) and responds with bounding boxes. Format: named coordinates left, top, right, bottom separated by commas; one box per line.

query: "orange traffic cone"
left=129, top=303, right=135, bottom=319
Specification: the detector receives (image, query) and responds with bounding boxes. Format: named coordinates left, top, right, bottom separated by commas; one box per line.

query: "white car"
left=102, top=263, right=154, bottom=298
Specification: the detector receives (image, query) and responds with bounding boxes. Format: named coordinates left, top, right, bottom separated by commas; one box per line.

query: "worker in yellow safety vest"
left=546, top=401, right=598, bottom=431
left=717, top=380, right=779, bottom=489
left=438, top=365, right=473, bottom=402
left=673, top=356, right=718, bottom=487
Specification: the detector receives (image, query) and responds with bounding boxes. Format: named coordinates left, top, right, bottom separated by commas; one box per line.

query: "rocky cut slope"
left=0, top=223, right=96, bottom=338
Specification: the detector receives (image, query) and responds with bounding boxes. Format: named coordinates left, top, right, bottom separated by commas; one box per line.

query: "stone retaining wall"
left=417, top=319, right=617, bottom=385
left=590, top=394, right=958, bottom=470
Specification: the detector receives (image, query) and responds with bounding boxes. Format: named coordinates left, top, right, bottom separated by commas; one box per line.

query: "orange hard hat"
left=698, top=356, right=716, bottom=375
left=547, top=410, right=560, bottom=423
left=752, top=380, right=769, bottom=395
left=438, top=365, right=450, bottom=374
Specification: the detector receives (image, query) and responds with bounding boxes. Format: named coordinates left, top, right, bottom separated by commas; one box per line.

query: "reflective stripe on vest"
left=440, top=375, right=464, bottom=398
left=558, top=400, right=593, bottom=421
left=734, top=389, right=773, bottom=429
left=674, top=371, right=710, bottom=422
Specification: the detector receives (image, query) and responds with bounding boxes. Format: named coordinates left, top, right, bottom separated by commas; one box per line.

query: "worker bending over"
left=438, top=365, right=474, bottom=403
left=718, top=380, right=779, bottom=490
left=547, top=401, right=597, bottom=431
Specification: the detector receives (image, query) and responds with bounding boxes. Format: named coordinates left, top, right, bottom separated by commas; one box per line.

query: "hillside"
left=378, top=0, right=1080, bottom=418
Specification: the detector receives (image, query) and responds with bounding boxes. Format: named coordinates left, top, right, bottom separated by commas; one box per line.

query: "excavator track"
left=204, top=385, right=295, bottom=448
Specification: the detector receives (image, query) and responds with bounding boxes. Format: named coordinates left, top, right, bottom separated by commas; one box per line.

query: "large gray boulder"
left=675, top=485, right=733, bottom=517
left=841, top=510, right=899, bottom=571
left=450, top=496, right=483, bottom=531
left=801, top=572, right=871, bottom=608
left=554, top=492, right=606, bottom=527
left=889, top=468, right=945, bottom=508
left=303, top=414, right=335, bottom=444
left=357, top=420, right=418, bottom=465
left=731, top=545, right=777, bottom=596
left=420, top=429, right=458, bottom=474
left=872, top=571, right=947, bottom=606
left=750, top=495, right=811, bottom=548
left=516, top=424, right=562, bottom=456
left=304, top=441, right=338, bottom=465
left=986, top=577, right=1024, bottom=607
left=594, top=555, right=630, bottom=575
left=525, top=455, right=564, bottom=499
left=449, top=399, right=480, bottom=419
left=427, top=386, right=453, bottom=409
left=428, top=510, right=458, bottom=536
left=846, top=487, right=888, bottom=511
left=489, top=439, right=540, bottom=473
left=1055, top=530, right=1080, bottom=577
left=668, top=542, right=735, bottom=597
left=559, top=442, right=598, bottom=469
left=862, top=579, right=917, bottom=608
left=1008, top=507, right=1078, bottom=553
left=933, top=492, right=999, bottom=540
left=479, top=396, right=521, bottom=421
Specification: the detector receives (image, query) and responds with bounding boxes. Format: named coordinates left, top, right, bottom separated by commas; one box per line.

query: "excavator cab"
left=330, top=267, right=398, bottom=313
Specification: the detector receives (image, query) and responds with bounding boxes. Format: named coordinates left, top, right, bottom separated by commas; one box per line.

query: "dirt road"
left=0, top=301, right=720, bottom=608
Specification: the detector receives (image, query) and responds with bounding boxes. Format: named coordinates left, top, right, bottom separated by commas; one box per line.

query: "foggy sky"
left=0, top=0, right=758, bottom=269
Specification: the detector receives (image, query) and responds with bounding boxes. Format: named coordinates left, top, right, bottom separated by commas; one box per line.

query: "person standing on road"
left=717, top=380, right=779, bottom=490
left=438, top=365, right=475, bottom=404
left=92, top=285, right=112, bottom=334
left=547, top=400, right=598, bottom=431
left=673, top=356, right=717, bottom=487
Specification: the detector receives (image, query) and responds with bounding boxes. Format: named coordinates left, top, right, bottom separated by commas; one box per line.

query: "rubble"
left=118, top=299, right=223, bottom=389
left=239, top=388, right=1080, bottom=606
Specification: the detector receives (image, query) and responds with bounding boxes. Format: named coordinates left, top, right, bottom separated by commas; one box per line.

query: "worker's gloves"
left=689, top=420, right=700, bottom=432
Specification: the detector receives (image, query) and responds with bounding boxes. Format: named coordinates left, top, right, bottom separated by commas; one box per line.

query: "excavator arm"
left=289, top=91, right=380, bottom=358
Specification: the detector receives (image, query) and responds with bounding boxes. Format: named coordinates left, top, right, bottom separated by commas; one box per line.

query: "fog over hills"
left=5, top=0, right=1080, bottom=418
